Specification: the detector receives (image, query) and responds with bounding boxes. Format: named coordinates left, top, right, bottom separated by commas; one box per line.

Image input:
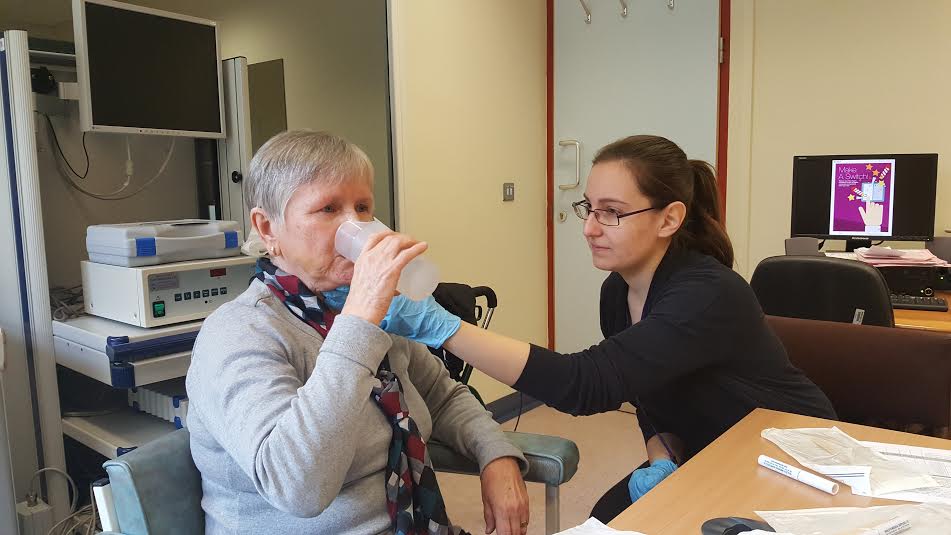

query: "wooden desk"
left=609, top=409, right=951, bottom=534
left=894, top=291, right=951, bottom=333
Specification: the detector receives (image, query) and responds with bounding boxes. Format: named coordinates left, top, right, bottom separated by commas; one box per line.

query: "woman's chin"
left=590, top=256, right=615, bottom=272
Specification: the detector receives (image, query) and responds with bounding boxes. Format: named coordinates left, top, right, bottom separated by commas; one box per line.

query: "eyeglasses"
left=571, top=200, right=657, bottom=226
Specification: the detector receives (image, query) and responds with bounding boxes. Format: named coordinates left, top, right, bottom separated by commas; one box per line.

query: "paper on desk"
left=761, top=427, right=938, bottom=496
left=756, top=503, right=951, bottom=534
left=858, top=441, right=951, bottom=505
left=553, top=518, right=647, bottom=535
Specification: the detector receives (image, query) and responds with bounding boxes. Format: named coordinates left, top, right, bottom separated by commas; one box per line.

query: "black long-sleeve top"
left=515, top=248, right=836, bottom=459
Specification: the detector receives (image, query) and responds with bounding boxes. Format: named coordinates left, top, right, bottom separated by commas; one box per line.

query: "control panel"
left=83, top=255, right=257, bottom=328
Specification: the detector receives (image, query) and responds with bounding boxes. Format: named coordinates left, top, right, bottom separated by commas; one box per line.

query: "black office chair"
left=750, top=255, right=895, bottom=327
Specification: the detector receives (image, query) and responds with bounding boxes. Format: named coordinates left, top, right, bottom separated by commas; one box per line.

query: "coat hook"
left=619, top=0, right=628, bottom=17
left=667, top=0, right=675, bottom=10
left=579, top=0, right=592, bottom=23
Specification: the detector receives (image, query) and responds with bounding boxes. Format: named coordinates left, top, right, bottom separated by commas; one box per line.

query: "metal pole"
left=545, top=484, right=559, bottom=535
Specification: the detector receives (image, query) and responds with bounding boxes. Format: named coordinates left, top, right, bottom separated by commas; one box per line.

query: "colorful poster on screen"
left=828, top=159, right=896, bottom=236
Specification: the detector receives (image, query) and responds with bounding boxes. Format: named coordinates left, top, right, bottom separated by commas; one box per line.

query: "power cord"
left=29, top=467, right=78, bottom=514
left=49, top=284, right=84, bottom=321
left=68, top=136, right=175, bottom=200
left=28, top=470, right=101, bottom=535
left=45, top=483, right=99, bottom=535
left=36, top=112, right=176, bottom=200
left=37, top=112, right=89, bottom=179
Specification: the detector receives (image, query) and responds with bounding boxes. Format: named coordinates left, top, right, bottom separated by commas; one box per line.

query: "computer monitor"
left=790, top=153, right=938, bottom=248
left=72, top=0, right=226, bottom=138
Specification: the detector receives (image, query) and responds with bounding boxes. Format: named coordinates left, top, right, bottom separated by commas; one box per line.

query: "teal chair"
left=100, top=428, right=579, bottom=535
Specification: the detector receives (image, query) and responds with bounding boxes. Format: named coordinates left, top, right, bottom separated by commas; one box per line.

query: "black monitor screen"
left=790, top=153, right=938, bottom=241
left=84, top=2, right=223, bottom=135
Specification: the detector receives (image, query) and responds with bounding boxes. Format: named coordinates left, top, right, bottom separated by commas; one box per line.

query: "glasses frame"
left=571, top=200, right=658, bottom=226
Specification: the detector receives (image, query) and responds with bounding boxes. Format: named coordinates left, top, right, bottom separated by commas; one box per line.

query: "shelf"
left=29, top=49, right=76, bottom=67
left=52, top=316, right=199, bottom=388
left=54, top=336, right=191, bottom=388
left=62, top=407, right=175, bottom=459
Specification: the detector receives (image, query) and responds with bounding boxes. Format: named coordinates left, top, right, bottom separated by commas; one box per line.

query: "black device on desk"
left=790, top=153, right=938, bottom=252
left=701, top=517, right=774, bottom=534
left=879, top=265, right=951, bottom=311
left=890, top=294, right=949, bottom=312
left=879, top=265, right=951, bottom=294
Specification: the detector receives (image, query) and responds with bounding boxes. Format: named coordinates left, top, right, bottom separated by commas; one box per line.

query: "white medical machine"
left=82, top=255, right=256, bottom=328
left=85, top=219, right=243, bottom=267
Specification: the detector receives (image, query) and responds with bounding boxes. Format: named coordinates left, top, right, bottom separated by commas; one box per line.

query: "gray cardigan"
left=186, top=280, right=525, bottom=535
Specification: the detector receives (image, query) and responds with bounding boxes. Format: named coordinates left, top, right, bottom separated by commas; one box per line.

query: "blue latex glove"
left=381, top=294, right=462, bottom=348
left=320, top=287, right=462, bottom=348
left=628, top=459, right=677, bottom=502
left=321, top=286, right=350, bottom=311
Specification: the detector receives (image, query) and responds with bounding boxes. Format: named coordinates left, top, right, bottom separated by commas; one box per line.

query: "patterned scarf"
left=254, top=258, right=468, bottom=535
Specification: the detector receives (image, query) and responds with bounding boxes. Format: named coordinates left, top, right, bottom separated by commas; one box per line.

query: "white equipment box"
left=53, top=315, right=201, bottom=388
left=82, top=255, right=256, bottom=328
left=86, top=219, right=243, bottom=267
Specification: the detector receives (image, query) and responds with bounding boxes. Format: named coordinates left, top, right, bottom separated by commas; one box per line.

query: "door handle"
left=558, top=139, right=582, bottom=190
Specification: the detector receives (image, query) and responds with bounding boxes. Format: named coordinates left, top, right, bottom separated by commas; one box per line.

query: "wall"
left=37, top=96, right=200, bottom=288
left=727, top=0, right=951, bottom=278
left=389, top=0, right=548, bottom=403
left=1, top=0, right=394, bottom=224
left=132, top=0, right=394, bottom=226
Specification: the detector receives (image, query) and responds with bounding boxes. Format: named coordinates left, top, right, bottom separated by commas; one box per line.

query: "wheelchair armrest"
left=430, top=431, right=579, bottom=487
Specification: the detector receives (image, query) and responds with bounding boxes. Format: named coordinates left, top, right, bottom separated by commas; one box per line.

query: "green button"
left=152, top=301, right=166, bottom=318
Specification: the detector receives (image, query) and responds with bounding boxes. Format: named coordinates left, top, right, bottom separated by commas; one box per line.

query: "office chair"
left=98, top=428, right=579, bottom=535
left=750, top=255, right=894, bottom=327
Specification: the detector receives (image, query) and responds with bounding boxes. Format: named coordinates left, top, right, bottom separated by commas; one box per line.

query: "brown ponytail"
left=684, top=159, right=734, bottom=267
left=593, top=135, right=734, bottom=267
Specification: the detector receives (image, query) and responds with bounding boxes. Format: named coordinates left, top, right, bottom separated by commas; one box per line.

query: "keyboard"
left=890, top=294, right=949, bottom=312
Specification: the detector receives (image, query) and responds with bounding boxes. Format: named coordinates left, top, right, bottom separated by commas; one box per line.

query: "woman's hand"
left=480, top=457, right=529, bottom=534
left=381, top=295, right=461, bottom=348
left=341, top=232, right=427, bottom=325
left=627, top=458, right=677, bottom=502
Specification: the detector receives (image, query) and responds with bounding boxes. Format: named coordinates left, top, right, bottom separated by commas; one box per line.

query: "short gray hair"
left=244, top=130, right=374, bottom=224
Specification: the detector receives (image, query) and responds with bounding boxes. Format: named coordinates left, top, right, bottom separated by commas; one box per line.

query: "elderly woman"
left=186, top=130, right=529, bottom=535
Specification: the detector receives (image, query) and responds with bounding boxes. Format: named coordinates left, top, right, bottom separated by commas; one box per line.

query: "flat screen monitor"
left=72, top=0, right=226, bottom=138
left=790, top=153, right=938, bottom=242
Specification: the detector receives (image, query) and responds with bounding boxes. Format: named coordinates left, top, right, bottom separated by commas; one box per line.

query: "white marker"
left=863, top=516, right=911, bottom=535
left=757, top=455, right=840, bottom=495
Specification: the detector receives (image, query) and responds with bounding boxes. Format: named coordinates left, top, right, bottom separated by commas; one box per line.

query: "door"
left=553, top=0, right=721, bottom=351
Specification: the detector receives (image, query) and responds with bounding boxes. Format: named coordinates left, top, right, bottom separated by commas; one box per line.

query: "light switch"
left=503, top=182, right=515, bottom=202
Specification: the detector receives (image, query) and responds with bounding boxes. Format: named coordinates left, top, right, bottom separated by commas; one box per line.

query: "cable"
left=44, top=483, right=101, bottom=535
left=512, top=393, right=524, bottom=432
left=36, top=112, right=177, bottom=200
left=37, top=112, right=89, bottom=179
left=30, top=467, right=78, bottom=514
left=47, top=504, right=94, bottom=535
left=49, top=285, right=84, bottom=321
left=59, top=136, right=176, bottom=201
